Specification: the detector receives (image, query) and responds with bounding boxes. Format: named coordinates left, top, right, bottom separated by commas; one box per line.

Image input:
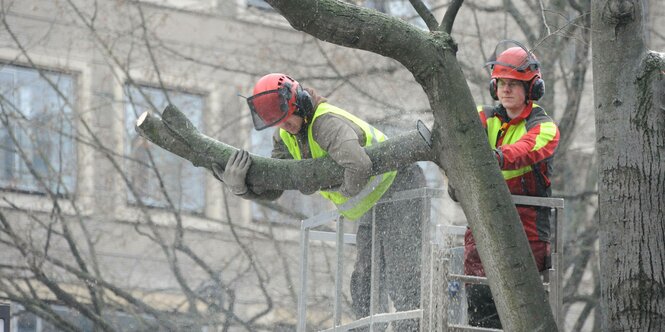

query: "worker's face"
left=278, top=115, right=304, bottom=134
left=497, top=78, right=527, bottom=113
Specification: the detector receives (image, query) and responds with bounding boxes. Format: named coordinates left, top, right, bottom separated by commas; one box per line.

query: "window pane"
left=247, top=0, right=273, bottom=10
left=124, top=84, right=206, bottom=213
left=139, top=0, right=215, bottom=11
left=363, top=0, right=429, bottom=28
left=15, top=311, right=37, bottom=332
left=0, top=64, right=77, bottom=194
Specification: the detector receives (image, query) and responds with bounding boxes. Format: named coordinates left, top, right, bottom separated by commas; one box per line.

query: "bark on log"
left=135, top=104, right=434, bottom=194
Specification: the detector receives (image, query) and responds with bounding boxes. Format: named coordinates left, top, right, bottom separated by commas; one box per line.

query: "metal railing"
left=297, top=188, right=441, bottom=332
left=437, top=195, right=565, bottom=331
left=297, top=190, right=564, bottom=331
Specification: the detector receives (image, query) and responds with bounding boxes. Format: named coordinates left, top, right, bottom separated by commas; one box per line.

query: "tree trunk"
left=218, top=0, right=557, bottom=330
left=591, top=0, right=665, bottom=330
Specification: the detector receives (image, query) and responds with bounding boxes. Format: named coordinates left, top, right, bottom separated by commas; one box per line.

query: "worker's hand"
left=212, top=149, right=252, bottom=195
left=340, top=179, right=366, bottom=198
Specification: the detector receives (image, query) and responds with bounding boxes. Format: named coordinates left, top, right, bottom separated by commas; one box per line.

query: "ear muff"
left=528, top=77, right=545, bottom=101
left=489, top=78, right=499, bottom=101
left=295, top=85, right=314, bottom=117
left=490, top=77, right=545, bottom=101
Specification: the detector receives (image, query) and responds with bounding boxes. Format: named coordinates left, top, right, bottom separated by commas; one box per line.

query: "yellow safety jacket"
left=279, top=103, right=396, bottom=220
left=478, top=103, right=559, bottom=242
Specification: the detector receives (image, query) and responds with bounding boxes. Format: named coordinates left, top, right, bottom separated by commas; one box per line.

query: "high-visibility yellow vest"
left=479, top=104, right=558, bottom=181
left=279, top=103, right=396, bottom=220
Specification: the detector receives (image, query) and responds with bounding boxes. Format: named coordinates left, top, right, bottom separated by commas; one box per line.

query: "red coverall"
left=463, top=102, right=559, bottom=328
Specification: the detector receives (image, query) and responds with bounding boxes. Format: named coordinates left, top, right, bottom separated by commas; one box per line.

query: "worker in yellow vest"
left=216, top=73, right=425, bottom=331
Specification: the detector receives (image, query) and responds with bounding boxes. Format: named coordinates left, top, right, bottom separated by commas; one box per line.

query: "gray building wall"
left=0, top=1, right=445, bottom=330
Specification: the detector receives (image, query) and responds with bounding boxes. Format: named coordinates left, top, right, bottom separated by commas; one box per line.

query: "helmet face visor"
left=247, top=86, right=292, bottom=131
left=485, top=40, right=540, bottom=81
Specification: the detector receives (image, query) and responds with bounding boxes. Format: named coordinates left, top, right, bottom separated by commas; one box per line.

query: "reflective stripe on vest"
left=279, top=103, right=396, bottom=220
left=480, top=105, right=533, bottom=180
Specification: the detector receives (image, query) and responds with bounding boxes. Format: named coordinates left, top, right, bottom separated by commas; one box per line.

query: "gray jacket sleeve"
left=312, top=114, right=372, bottom=197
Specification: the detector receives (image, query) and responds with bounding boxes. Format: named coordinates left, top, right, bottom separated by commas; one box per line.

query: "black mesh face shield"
left=246, top=84, right=293, bottom=131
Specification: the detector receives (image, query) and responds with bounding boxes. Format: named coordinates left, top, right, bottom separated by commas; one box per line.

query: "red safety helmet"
left=486, top=40, right=544, bottom=100
left=488, top=47, right=541, bottom=81
left=247, top=73, right=300, bottom=131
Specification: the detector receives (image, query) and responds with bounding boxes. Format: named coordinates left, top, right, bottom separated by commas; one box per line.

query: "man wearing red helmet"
left=216, top=73, right=426, bottom=331
left=451, top=41, right=560, bottom=328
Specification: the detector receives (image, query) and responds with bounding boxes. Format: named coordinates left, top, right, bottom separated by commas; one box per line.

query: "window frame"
left=0, top=62, right=79, bottom=197
left=135, top=0, right=218, bottom=12
left=123, top=82, right=208, bottom=215
left=235, top=0, right=292, bottom=28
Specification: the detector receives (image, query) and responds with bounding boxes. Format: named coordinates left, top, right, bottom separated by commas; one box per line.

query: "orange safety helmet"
left=246, top=73, right=312, bottom=131
left=486, top=40, right=545, bottom=101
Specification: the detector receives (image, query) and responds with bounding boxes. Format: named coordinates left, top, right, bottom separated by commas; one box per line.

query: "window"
left=12, top=304, right=162, bottom=332
left=243, top=0, right=428, bottom=27
left=238, top=0, right=293, bottom=27
left=124, top=84, right=206, bottom=213
left=246, top=0, right=273, bottom=11
left=364, top=0, right=430, bottom=28
left=250, top=129, right=332, bottom=223
left=0, top=64, right=77, bottom=195
left=139, top=0, right=216, bottom=11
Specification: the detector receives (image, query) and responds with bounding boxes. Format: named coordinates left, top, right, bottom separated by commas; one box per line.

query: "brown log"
left=135, top=104, right=434, bottom=193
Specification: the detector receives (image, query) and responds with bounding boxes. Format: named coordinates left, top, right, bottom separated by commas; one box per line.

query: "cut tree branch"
left=135, top=105, right=434, bottom=194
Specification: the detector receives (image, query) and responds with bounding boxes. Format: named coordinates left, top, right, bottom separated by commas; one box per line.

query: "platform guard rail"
left=297, top=188, right=563, bottom=331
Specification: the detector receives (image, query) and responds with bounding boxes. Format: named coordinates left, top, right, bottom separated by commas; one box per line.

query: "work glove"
left=212, top=149, right=252, bottom=196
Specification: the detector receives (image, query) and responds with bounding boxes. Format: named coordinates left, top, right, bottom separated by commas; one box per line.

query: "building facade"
left=0, top=0, right=446, bottom=330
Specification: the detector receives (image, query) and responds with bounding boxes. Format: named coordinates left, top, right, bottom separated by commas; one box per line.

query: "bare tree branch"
left=409, top=0, right=439, bottom=31
left=440, top=0, right=464, bottom=34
